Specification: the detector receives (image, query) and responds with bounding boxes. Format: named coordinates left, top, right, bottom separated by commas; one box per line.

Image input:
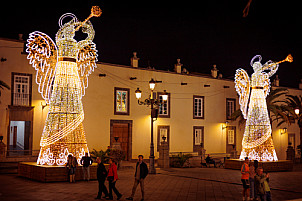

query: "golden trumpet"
left=263, top=54, right=293, bottom=69
left=74, top=6, right=102, bottom=32
left=276, top=54, right=293, bottom=64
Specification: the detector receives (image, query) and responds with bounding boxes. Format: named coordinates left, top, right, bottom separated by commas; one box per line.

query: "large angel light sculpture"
left=26, top=6, right=102, bottom=165
left=235, top=54, right=293, bottom=162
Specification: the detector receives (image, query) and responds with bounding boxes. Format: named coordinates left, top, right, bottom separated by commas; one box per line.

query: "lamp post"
left=135, top=79, right=168, bottom=174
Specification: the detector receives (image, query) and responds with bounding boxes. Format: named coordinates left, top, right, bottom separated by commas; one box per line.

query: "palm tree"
left=277, top=95, right=302, bottom=146
left=0, top=80, right=10, bottom=102
left=231, top=88, right=289, bottom=128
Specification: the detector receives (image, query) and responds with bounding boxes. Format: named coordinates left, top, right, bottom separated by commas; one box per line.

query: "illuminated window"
left=114, top=87, right=130, bottom=115
left=157, top=125, right=170, bottom=151
left=193, top=126, right=204, bottom=152
left=157, top=92, right=170, bottom=118
left=193, top=95, right=204, bottom=119
left=11, top=72, right=32, bottom=106
left=226, top=98, right=236, bottom=120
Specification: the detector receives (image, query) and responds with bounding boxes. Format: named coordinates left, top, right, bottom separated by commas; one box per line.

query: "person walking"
left=107, top=158, right=122, bottom=200
left=66, top=154, right=78, bottom=183
left=255, top=167, right=272, bottom=201
left=81, top=152, right=93, bottom=181
left=249, top=162, right=256, bottom=200
left=126, top=155, right=149, bottom=201
left=241, top=157, right=250, bottom=200
left=95, top=157, right=109, bottom=200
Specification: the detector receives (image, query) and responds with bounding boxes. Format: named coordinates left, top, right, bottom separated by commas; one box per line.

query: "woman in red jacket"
left=107, top=158, right=122, bottom=200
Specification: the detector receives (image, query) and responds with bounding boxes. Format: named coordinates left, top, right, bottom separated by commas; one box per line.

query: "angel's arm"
left=76, top=21, right=95, bottom=42
left=261, top=60, right=279, bottom=77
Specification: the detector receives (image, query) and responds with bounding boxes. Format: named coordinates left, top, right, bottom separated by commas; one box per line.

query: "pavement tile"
left=1, top=165, right=302, bottom=201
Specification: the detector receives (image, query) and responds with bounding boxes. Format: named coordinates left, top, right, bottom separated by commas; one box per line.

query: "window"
left=193, top=126, right=204, bottom=152
left=226, top=98, right=236, bottom=120
left=193, top=95, right=204, bottom=119
left=157, top=92, right=170, bottom=118
left=114, top=87, right=130, bottom=115
left=227, top=130, right=235, bottom=144
left=11, top=73, right=32, bottom=106
left=288, top=133, right=295, bottom=149
left=157, top=125, right=170, bottom=151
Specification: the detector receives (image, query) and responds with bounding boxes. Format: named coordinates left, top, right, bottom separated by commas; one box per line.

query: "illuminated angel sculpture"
left=26, top=7, right=102, bottom=165
left=235, top=54, right=293, bottom=161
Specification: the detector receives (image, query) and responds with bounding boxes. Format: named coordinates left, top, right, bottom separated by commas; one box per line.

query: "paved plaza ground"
left=1, top=163, right=302, bottom=201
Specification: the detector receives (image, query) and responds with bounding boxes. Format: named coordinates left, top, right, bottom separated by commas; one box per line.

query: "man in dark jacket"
left=81, top=152, right=93, bottom=181
left=126, top=155, right=148, bottom=201
left=95, top=157, right=109, bottom=199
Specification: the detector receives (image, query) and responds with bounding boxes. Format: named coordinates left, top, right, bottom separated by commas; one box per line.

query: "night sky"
left=1, top=0, right=301, bottom=88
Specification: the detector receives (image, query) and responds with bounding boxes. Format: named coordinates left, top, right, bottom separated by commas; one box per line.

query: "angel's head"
left=250, top=55, right=263, bottom=72
left=56, top=13, right=78, bottom=41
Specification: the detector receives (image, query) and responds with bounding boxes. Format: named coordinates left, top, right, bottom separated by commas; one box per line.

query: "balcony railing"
left=13, top=93, right=30, bottom=106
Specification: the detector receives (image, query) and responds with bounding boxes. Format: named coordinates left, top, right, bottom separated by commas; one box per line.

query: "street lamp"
left=135, top=78, right=168, bottom=174
left=222, top=121, right=229, bottom=130
left=295, top=108, right=300, bottom=115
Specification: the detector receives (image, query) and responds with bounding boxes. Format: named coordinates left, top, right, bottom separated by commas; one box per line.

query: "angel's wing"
left=26, top=31, right=58, bottom=104
left=235, top=68, right=250, bottom=119
left=262, top=73, right=270, bottom=98
left=76, top=40, right=98, bottom=97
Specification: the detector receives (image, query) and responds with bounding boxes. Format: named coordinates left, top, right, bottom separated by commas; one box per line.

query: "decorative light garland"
left=26, top=7, right=101, bottom=166
left=235, top=54, right=293, bottom=162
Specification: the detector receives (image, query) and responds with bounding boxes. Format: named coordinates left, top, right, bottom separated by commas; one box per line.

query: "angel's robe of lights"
left=235, top=55, right=279, bottom=162
left=26, top=12, right=99, bottom=166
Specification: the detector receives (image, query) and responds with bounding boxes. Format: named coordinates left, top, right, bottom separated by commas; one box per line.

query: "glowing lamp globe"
left=295, top=108, right=300, bottom=115
left=162, top=90, right=168, bottom=101
left=149, top=79, right=156, bottom=90
left=135, top=88, right=142, bottom=99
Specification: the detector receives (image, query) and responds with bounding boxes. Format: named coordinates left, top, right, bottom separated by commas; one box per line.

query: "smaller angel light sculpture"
left=235, top=54, right=293, bottom=161
left=26, top=6, right=102, bottom=165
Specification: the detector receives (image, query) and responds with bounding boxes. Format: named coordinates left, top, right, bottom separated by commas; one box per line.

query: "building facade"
left=0, top=38, right=301, bottom=161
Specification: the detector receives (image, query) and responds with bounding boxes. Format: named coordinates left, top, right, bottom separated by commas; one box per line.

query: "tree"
left=90, top=148, right=110, bottom=163
left=0, top=80, right=10, bottom=95
left=231, top=88, right=289, bottom=128
left=278, top=95, right=302, bottom=147
left=0, top=80, right=10, bottom=103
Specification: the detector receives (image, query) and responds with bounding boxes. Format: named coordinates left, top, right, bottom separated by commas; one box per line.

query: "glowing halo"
left=250, top=55, right=262, bottom=66
left=58, top=13, right=78, bottom=28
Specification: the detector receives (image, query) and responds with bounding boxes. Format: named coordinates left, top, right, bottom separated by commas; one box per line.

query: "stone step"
left=0, top=162, right=19, bottom=166
left=0, top=156, right=38, bottom=163
left=0, top=157, right=37, bottom=174
left=0, top=162, right=19, bottom=174
left=0, top=168, right=18, bottom=174
left=118, top=161, right=135, bottom=170
left=119, top=165, right=134, bottom=170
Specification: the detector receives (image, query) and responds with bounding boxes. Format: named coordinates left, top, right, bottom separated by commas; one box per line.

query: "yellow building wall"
left=0, top=38, right=301, bottom=160
left=83, top=63, right=239, bottom=158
